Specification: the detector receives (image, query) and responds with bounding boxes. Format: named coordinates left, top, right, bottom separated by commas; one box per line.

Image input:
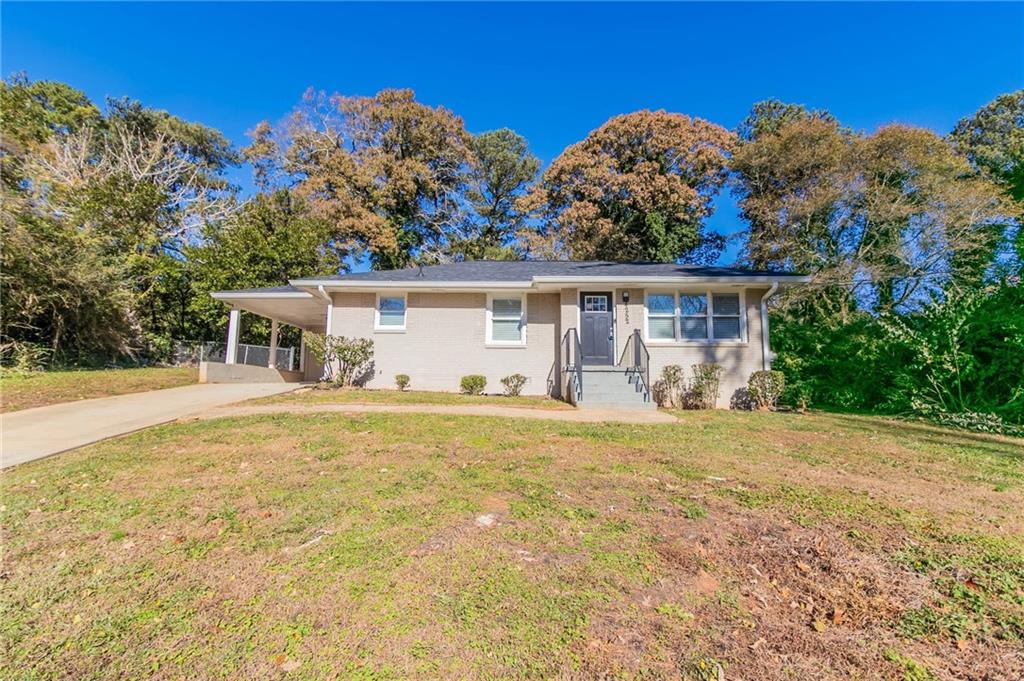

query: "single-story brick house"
left=210, top=261, right=809, bottom=409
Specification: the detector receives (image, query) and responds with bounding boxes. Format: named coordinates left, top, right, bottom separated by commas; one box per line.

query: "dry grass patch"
left=2, top=410, right=1021, bottom=679
left=0, top=367, right=197, bottom=412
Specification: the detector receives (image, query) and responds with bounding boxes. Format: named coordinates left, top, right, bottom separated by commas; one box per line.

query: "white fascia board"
left=289, top=279, right=534, bottom=291
left=531, top=275, right=812, bottom=288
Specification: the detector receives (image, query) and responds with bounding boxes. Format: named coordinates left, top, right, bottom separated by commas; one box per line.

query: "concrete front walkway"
left=2, top=383, right=301, bottom=468
left=200, top=402, right=679, bottom=425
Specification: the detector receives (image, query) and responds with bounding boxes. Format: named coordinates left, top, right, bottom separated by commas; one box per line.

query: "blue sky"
left=4, top=2, right=1022, bottom=265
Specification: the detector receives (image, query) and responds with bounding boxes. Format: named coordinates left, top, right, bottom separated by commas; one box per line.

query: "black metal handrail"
left=561, top=328, right=583, bottom=402
left=617, top=329, right=651, bottom=402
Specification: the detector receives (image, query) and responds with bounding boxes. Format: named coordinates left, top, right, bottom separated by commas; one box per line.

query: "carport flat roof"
left=211, top=286, right=328, bottom=331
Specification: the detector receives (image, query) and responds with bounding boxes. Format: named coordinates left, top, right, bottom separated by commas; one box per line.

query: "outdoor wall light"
left=622, top=291, right=630, bottom=303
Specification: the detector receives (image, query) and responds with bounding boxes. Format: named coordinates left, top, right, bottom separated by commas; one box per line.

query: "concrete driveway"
left=1, top=382, right=301, bottom=468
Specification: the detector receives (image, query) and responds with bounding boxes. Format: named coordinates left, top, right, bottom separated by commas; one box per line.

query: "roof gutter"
left=531, top=275, right=812, bottom=286
left=290, top=279, right=534, bottom=290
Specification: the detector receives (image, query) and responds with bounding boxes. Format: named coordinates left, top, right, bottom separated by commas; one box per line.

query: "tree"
left=523, top=110, right=734, bottom=262
left=187, top=190, right=347, bottom=343
left=248, top=88, right=474, bottom=269
left=950, top=90, right=1024, bottom=202
left=449, top=129, right=539, bottom=261
left=949, top=90, right=1024, bottom=273
left=731, top=102, right=1013, bottom=317
left=736, top=98, right=837, bottom=143
left=0, top=75, right=239, bottom=363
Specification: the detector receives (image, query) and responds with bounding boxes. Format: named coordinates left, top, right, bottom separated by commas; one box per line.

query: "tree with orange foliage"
left=522, top=110, right=734, bottom=263
left=247, top=88, right=473, bottom=269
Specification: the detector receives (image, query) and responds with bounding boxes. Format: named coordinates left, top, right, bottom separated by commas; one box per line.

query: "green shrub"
left=686, top=363, right=723, bottom=409
left=927, top=410, right=1024, bottom=437
left=306, top=334, right=374, bottom=386
left=748, top=370, right=786, bottom=410
left=395, top=374, right=410, bottom=391
left=771, top=278, right=1023, bottom=428
left=657, top=364, right=685, bottom=408
left=460, top=374, right=486, bottom=395
left=500, top=373, right=527, bottom=397
left=1, top=341, right=52, bottom=372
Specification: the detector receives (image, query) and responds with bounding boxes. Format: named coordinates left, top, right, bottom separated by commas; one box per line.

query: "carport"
left=209, top=285, right=329, bottom=382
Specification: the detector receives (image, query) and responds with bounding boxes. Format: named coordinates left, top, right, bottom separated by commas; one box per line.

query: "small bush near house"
left=306, top=335, right=375, bottom=386
left=500, top=373, right=527, bottom=397
left=395, top=374, right=410, bottom=391
left=460, top=374, right=486, bottom=395
left=748, top=370, right=785, bottom=410
left=657, top=364, right=685, bottom=408
left=687, top=363, right=723, bottom=409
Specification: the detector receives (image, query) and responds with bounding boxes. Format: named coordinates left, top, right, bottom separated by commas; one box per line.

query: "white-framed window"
left=711, top=292, right=742, bottom=340
left=679, top=293, right=708, bottom=340
left=486, top=294, right=526, bottom=345
left=646, top=293, right=676, bottom=340
left=644, top=290, right=746, bottom=343
left=375, top=292, right=407, bottom=331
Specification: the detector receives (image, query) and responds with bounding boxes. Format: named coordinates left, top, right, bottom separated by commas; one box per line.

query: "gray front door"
left=580, top=292, right=614, bottom=365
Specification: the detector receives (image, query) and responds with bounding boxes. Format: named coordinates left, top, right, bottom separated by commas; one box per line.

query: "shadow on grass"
left=815, top=411, right=1023, bottom=461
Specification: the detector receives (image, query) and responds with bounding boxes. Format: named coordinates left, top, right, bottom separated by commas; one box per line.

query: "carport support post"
left=225, top=308, right=241, bottom=365
left=268, top=319, right=279, bottom=369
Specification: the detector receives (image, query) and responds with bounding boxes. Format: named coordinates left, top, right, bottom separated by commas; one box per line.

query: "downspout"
left=315, top=285, right=334, bottom=381
left=314, top=285, right=333, bottom=333
left=760, top=283, right=779, bottom=371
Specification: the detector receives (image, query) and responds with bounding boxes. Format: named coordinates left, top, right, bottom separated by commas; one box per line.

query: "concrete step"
left=582, top=390, right=647, bottom=400
left=577, top=399, right=656, bottom=411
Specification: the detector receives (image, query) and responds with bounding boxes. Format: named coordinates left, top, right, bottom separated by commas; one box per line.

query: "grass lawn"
left=0, top=367, right=197, bottom=413
left=253, top=386, right=573, bottom=410
left=2, top=410, right=1022, bottom=679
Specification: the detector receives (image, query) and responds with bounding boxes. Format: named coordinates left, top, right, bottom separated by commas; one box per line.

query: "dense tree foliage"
left=451, top=129, right=540, bottom=261
left=523, top=110, right=734, bottom=262
left=1, top=75, right=238, bottom=364
left=950, top=90, right=1024, bottom=202
left=248, top=88, right=474, bottom=269
left=773, top=280, right=1023, bottom=430
left=739, top=97, right=1024, bottom=431
left=732, top=100, right=1014, bottom=317
left=187, top=190, right=347, bottom=344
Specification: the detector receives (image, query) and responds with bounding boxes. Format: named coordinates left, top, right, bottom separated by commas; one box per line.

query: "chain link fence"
left=172, top=340, right=297, bottom=371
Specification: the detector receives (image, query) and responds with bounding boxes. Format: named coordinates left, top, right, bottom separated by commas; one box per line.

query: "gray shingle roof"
left=293, top=261, right=804, bottom=283
left=212, top=285, right=309, bottom=296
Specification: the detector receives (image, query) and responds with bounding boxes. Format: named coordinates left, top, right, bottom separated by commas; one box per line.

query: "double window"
left=375, top=293, right=407, bottom=330
left=645, top=291, right=744, bottom=342
left=487, top=294, right=526, bottom=344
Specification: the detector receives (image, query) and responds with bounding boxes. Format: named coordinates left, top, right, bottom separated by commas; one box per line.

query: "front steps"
left=576, top=366, right=654, bottom=411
